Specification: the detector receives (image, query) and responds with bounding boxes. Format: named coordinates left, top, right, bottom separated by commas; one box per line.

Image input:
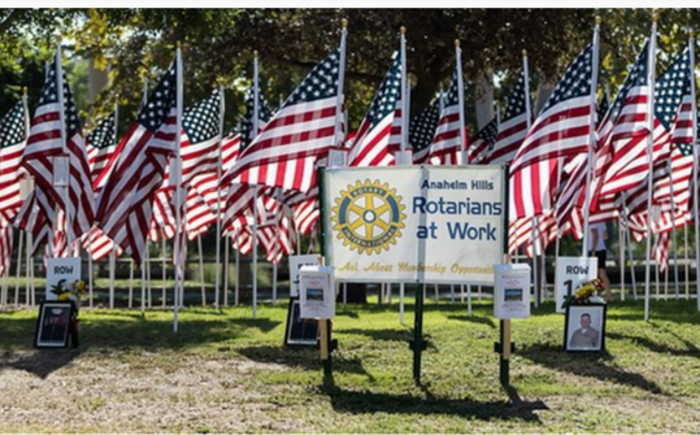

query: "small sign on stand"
left=289, top=255, right=321, bottom=298
left=554, top=257, right=598, bottom=313
left=493, top=263, right=531, bottom=387
left=46, top=258, right=81, bottom=301
left=299, top=265, right=336, bottom=378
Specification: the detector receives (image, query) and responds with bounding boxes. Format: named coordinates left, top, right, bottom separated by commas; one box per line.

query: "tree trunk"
left=473, top=72, right=494, bottom=130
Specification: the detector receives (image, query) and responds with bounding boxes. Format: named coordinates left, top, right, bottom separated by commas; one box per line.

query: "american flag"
left=484, top=70, right=529, bottom=164
left=240, top=86, right=274, bottom=149
left=95, top=63, right=179, bottom=264
left=593, top=41, right=653, bottom=199
left=181, top=88, right=223, bottom=186
left=223, top=48, right=343, bottom=193
left=20, top=54, right=95, bottom=242
left=510, top=44, right=595, bottom=220
left=427, top=72, right=465, bottom=165
left=348, top=53, right=401, bottom=167
left=612, top=48, right=694, bottom=217
left=0, top=100, right=27, bottom=223
left=408, top=98, right=440, bottom=164
left=510, top=44, right=594, bottom=174
left=86, top=112, right=117, bottom=189
left=467, top=118, right=498, bottom=164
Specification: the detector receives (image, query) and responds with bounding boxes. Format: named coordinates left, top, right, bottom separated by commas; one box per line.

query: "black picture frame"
left=564, top=303, right=607, bottom=352
left=284, top=297, right=320, bottom=348
left=34, top=301, right=75, bottom=349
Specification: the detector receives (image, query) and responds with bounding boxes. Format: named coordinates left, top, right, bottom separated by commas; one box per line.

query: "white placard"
left=289, top=254, right=321, bottom=297
left=329, top=149, right=348, bottom=168
left=46, top=257, right=81, bottom=301
left=53, top=156, right=69, bottom=187
left=494, top=263, right=531, bottom=319
left=323, top=166, right=506, bottom=284
left=299, top=265, right=335, bottom=319
left=395, top=150, right=413, bottom=166
left=554, top=256, right=598, bottom=313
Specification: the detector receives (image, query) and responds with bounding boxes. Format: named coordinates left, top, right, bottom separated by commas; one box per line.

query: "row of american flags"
left=0, top=20, right=698, bottom=297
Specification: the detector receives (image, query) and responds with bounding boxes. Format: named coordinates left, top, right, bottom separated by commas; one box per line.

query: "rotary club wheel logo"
left=331, top=179, right=406, bottom=255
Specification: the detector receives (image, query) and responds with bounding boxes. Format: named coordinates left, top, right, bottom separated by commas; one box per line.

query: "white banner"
left=554, top=256, right=598, bottom=313
left=323, top=166, right=507, bottom=284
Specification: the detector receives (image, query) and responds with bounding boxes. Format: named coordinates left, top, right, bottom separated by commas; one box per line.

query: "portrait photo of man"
left=565, top=305, right=606, bottom=352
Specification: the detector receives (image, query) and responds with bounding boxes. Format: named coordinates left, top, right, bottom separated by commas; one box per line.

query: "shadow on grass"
left=608, top=323, right=700, bottom=357
left=238, top=345, right=374, bottom=380
left=445, top=314, right=496, bottom=329
left=339, top=327, right=411, bottom=342
left=318, top=382, right=547, bottom=422
left=519, top=342, right=665, bottom=395
left=0, top=348, right=83, bottom=379
left=0, top=315, right=281, bottom=351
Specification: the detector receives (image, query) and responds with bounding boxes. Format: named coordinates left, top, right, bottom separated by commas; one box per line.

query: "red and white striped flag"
left=95, top=62, right=179, bottom=264
left=0, top=99, right=28, bottom=224
left=510, top=43, right=596, bottom=220
left=483, top=69, right=530, bottom=164
left=348, top=53, right=401, bottom=167
left=222, top=47, right=344, bottom=194
left=427, top=72, right=465, bottom=165
left=86, top=111, right=117, bottom=189
left=20, top=52, right=95, bottom=242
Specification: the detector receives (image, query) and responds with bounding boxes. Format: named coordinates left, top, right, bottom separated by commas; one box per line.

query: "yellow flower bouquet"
left=562, top=278, right=605, bottom=308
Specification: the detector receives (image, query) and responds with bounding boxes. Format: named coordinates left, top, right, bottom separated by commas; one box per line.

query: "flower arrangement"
left=562, top=278, right=606, bottom=308
left=50, top=278, right=87, bottom=310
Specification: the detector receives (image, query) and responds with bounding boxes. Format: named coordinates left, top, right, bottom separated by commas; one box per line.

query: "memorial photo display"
left=284, top=298, right=320, bottom=347
left=34, top=302, right=74, bottom=348
left=564, top=304, right=607, bottom=352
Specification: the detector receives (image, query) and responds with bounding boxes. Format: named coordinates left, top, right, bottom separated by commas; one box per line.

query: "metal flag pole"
left=666, top=155, right=680, bottom=300
left=161, top=233, right=167, bottom=307
left=582, top=18, right=601, bottom=256
left=234, top=231, right=240, bottom=306
left=688, top=30, right=700, bottom=311
left=644, top=16, right=658, bottom=321
left=55, top=43, right=74, bottom=251
left=251, top=50, right=260, bottom=319
left=174, top=43, right=184, bottom=332
left=619, top=220, right=626, bottom=301
left=684, top=222, right=690, bottom=299
left=397, top=26, right=408, bottom=323
left=455, top=40, right=472, bottom=313
left=128, top=258, right=134, bottom=308
left=224, top=234, right=230, bottom=306
left=215, top=84, right=225, bottom=310
left=20, top=88, right=31, bottom=305
left=141, top=248, right=146, bottom=317
left=198, top=234, right=206, bottom=306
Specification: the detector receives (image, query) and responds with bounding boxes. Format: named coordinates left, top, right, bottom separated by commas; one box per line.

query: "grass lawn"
left=2, top=296, right=700, bottom=433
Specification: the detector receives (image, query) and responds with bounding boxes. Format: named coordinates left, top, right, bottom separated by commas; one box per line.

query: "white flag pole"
left=198, top=234, right=206, bottom=306
left=667, top=155, right=680, bottom=300
left=161, top=233, right=167, bottom=307
left=251, top=51, right=260, bottom=320
left=16, top=87, right=30, bottom=305
left=689, top=30, right=700, bottom=311
left=174, top=43, right=184, bottom=332
left=55, top=43, right=73, bottom=248
left=215, top=84, right=225, bottom=310
left=644, top=16, right=658, bottom=321
left=582, top=17, right=601, bottom=256
left=455, top=40, right=467, bottom=164
left=684, top=222, right=690, bottom=299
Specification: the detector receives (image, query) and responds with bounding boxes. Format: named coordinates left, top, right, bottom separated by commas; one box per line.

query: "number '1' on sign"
left=554, top=257, right=598, bottom=313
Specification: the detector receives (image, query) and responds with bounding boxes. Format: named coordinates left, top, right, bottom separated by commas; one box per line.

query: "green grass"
left=2, top=297, right=700, bottom=433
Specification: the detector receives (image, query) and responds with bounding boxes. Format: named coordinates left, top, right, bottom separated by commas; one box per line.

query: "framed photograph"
left=284, top=297, right=320, bottom=348
left=564, top=304, right=607, bottom=352
left=34, top=301, right=74, bottom=348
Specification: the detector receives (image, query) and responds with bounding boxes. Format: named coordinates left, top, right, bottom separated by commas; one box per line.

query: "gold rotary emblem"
left=331, top=179, right=406, bottom=255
